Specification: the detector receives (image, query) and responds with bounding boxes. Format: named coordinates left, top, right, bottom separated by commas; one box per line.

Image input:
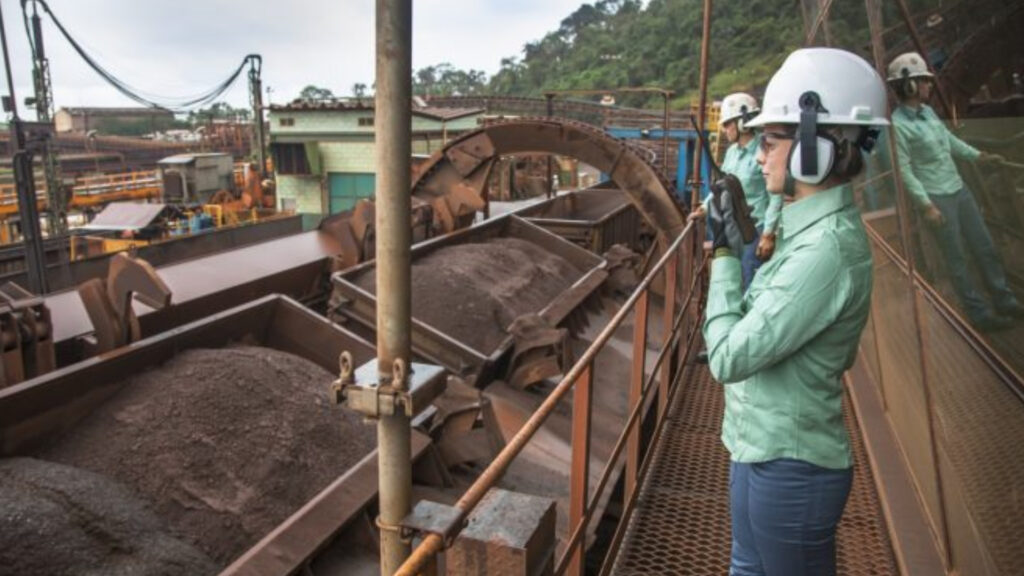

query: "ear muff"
left=787, top=91, right=834, bottom=186
left=897, top=68, right=919, bottom=99
left=787, top=135, right=836, bottom=186
left=737, top=104, right=755, bottom=132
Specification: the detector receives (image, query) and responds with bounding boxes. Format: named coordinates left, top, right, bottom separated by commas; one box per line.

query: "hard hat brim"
left=886, top=71, right=934, bottom=81
left=746, top=112, right=889, bottom=128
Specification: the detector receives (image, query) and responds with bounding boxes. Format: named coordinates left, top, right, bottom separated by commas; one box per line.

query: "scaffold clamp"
left=330, top=352, right=447, bottom=419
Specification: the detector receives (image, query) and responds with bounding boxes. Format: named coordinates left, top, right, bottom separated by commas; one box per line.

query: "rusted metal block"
left=447, top=488, right=556, bottom=576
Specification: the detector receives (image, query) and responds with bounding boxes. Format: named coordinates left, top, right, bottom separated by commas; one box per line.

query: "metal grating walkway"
left=610, top=365, right=899, bottom=575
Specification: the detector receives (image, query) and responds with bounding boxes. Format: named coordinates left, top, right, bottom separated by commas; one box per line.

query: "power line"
left=29, top=0, right=251, bottom=112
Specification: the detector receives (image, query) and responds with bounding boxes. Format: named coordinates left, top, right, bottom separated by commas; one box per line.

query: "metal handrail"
left=395, top=222, right=702, bottom=576
left=557, top=254, right=709, bottom=575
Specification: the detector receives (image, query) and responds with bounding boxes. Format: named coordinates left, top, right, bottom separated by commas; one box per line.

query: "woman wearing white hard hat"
left=690, top=93, right=782, bottom=289
left=888, top=51, right=1020, bottom=332
left=702, top=47, right=889, bottom=576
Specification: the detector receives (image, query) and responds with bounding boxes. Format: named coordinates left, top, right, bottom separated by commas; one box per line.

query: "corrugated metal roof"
left=158, top=152, right=232, bottom=165
left=58, top=107, right=174, bottom=117
left=81, top=202, right=168, bottom=231
left=269, top=99, right=374, bottom=112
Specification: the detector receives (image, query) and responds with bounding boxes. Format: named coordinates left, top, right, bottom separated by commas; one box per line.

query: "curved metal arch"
left=412, top=117, right=688, bottom=243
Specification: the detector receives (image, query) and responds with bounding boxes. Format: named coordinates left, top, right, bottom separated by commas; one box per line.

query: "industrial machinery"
left=157, top=152, right=235, bottom=205
left=0, top=115, right=683, bottom=575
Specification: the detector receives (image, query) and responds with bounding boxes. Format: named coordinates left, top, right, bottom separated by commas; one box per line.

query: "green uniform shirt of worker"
left=892, top=103, right=980, bottom=209
left=704, top=184, right=871, bottom=470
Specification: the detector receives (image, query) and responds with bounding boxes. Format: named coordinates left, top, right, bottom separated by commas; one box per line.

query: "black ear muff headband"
left=798, top=91, right=824, bottom=177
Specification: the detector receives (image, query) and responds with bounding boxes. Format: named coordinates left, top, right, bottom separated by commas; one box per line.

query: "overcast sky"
left=3, top=0, right=584, bottom=114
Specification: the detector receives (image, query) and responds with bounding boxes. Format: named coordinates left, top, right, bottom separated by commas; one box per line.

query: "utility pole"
left=374, top=0, right=413, bottom=572
left=1, top=2, right=48, bottom=294
left=247, top=54, right=267, bottom=178
left=25, top=0, right=63, bottom=235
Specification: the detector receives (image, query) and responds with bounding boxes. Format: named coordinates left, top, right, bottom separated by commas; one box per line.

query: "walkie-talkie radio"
left=690, top=115, right=758, bottom=244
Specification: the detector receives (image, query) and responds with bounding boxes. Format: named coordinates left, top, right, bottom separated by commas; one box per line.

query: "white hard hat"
left=887, top=52, right=934, bottom=82
left=746, top=48, right=889, bottom=129
left=719, top=93, right=760, bottom=128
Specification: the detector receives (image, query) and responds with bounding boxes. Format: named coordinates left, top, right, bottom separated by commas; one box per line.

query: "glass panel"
left=920, top=290, right=1024, bottom=575
left=859, top=304, right=884, bottom=397
left=868, top=240, right=947, bottom=547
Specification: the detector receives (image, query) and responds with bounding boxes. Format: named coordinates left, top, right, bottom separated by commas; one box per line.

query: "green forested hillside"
left=412, top=0, right=943, bottom=108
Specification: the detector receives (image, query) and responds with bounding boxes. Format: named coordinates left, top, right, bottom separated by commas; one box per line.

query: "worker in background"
left=703, top=48, right=890, bottom=576
left=690, top=93, right=782, bottom=289
left=888, top=52, right=1020, bottom=331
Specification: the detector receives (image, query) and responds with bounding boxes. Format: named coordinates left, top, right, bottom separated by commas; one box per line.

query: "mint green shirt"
left=704, top=135, right=782, bottom=233
left=703, top=184, right=872, bottom=470
left=892, top=103, right=980, bottom=208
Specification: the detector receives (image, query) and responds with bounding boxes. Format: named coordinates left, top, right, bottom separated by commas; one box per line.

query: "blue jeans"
left=929, top=188, right=1018, bottom=322
left=740, top=225, right=764, bottom=291
left=730, top=459, right=853, bottom=576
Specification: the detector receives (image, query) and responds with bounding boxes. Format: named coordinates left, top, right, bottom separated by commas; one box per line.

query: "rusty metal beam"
left=626, top=290, right=649, bottom=499
left=692, top=0, right=712, bottom=212
left=659, top=252, right=678, bottom=420
left=567, top=362, right=593, bottom=576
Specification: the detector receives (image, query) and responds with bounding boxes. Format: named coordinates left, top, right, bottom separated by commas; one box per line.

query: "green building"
left=268, top=99, right=484, bottom=215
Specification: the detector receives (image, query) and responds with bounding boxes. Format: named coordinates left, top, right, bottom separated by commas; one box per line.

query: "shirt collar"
left=779, top=184, right=854, bottom=240
left=736, top=134, right=759, bottom=157
left=897, top=103, right=927, bottom=119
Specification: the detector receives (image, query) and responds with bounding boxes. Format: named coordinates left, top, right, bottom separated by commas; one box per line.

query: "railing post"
left=626, top=290, right=649, bottom=500
left=567, top=361, right=594, bottom=576
left=659, top=250, right=678, bottom=420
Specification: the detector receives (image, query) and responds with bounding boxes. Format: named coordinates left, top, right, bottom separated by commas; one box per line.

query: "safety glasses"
left=758, top=131, right=794, bottom=155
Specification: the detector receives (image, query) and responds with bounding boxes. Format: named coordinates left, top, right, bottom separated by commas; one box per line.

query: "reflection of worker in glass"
left=691, top=93, right=782, bottom=289
left=888, top=52, right=1020, bottom=331
left=703, top=48, right=889, bottom=576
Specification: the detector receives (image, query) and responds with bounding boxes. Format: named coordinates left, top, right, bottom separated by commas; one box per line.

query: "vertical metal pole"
left=248, top=56, right=268, bottom=179
left=692, top=0, right=712, bottom=211
left=818, top=0, right=834, bottom=46
left=865, top=0, right=886, bottom=78
left=567, top=362, right=593, bottom=576
left=375, top=0, right=413, bottom=573
left=626, top=291, right=649, bottom=499
left=659, top=252, right=678, bottom=420
left=29, top=2, right=63, bottom=236
left=865, top=0, right=887, bottom=412
left=1, top=2, right=47, bottom=294
left=661, top=91, right=670, bottom=180
left=865, top=6, right=953, bottom=568
left=546, top=93, right=554, bottom=199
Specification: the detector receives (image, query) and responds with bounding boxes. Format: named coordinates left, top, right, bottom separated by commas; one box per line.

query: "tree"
left=352, top=83, right=368, bottom=98
left=186, top=102, right=249, bottom=125
left=412, top=63, right=488, bottom=96
left=298, top=85, right=334, bottom=101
